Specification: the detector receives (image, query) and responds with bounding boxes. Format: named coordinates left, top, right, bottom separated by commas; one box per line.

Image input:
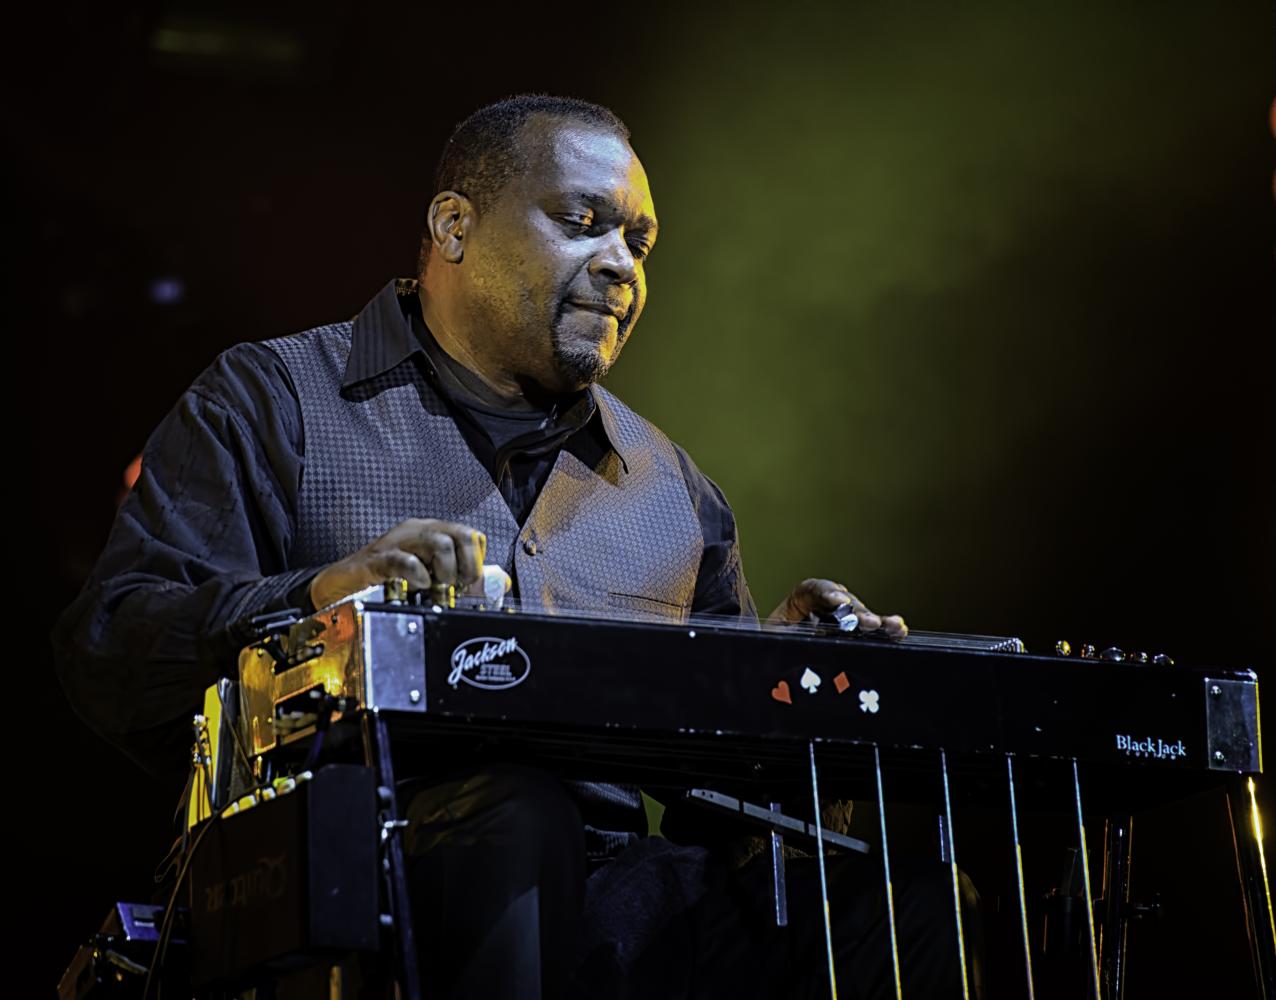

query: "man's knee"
left=402, top=766, right=585, bottom=997
left=406, top=764, right=584, bottom=863
left=890, top=862, right=984, bottom=997
left=894, top=862, right=980, bottom=920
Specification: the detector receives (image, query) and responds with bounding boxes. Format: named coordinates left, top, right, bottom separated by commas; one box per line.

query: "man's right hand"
left=309, top=518, right=487, bottom=610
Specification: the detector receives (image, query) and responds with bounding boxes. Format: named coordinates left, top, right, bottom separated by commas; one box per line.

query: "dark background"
left=12, top=1, right=1273, bottom=995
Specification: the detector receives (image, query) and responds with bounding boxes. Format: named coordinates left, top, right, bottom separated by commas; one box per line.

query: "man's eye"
left=560, top=214, right=593, bottom=233
left=628, top=240, right=651, bottom=261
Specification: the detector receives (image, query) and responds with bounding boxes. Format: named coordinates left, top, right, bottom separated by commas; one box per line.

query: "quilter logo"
left=1115, top=734, right=1188, bottom=761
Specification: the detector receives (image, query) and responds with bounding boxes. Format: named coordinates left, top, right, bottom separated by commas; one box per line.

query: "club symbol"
left=858, top=689, right=880, bottom=714
left=800, top=668, right=822, bottom=694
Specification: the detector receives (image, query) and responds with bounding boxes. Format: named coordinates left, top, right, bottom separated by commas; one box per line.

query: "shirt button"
left=522, top=538, right=538, bottom=556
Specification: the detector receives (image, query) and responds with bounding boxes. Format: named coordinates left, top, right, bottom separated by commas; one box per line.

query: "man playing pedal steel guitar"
left=55, top=95, right=978, bottom=998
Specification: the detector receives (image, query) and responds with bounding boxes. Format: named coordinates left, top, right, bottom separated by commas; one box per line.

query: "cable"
left=142, top=815, right=216, bottom=1000
left=219, top=681, right=258, bottom=786
left=146, top=702, right=273, bottom=999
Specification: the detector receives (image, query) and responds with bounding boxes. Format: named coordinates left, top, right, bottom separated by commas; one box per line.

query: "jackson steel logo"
left=1115, top=734, right=1187, bottom=761
left=448, top=636, right=532, bottom=690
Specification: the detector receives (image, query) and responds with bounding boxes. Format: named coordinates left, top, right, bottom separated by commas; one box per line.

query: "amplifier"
left=187, top=764, right=380, bottom=987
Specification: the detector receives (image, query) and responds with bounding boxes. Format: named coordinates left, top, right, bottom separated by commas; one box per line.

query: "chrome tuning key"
left=1056, top=638, right=1174, bottom=666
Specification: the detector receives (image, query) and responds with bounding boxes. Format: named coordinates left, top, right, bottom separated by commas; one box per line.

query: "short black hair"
left=419, top=94, right=630, bottom=273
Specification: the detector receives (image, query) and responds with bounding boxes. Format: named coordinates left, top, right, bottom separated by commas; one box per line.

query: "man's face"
left=461, top=120, right=657, bottom=393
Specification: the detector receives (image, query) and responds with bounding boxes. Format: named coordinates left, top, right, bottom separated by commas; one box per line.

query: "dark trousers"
left=405, top=766, right=982, bottom=1000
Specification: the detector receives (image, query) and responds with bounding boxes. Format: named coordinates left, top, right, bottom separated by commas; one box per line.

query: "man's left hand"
left=766, top=578, right=908, bottom=638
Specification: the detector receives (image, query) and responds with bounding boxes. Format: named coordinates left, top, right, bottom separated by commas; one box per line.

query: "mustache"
left=565, top=297, right=631, bottom=320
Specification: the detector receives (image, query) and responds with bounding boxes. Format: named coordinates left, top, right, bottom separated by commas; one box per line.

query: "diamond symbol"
left=833, top=671, right=850, bottom=694
left=800, top=668, right=822, bottom=694
left=858, top=689, right=880, bottom=714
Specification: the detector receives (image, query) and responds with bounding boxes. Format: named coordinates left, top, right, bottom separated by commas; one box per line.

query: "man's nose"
left=587, top=231, right=637, bottom=285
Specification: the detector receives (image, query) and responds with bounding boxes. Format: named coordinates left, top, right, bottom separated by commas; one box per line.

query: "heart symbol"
left=833, top=671, right=850, bottom=694
left=771, top=680, right=792, bottom=705
left=800, top=667, right=822, bottom=693
left=858, top=689, right=880, bottom=714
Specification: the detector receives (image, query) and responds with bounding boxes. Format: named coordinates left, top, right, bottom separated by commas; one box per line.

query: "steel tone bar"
left=769, top=800, right=789, bottom=928
left=940, top=750, right=971, bottom=1000
left=1098, top=815, right=1133, bottom=1000
left=874, top=745, right=904, bottom=1000
left=809, top=741, right=839, bottom=1000
left=1225, top=775, right=1276, bottom=997
left=1071, top=760, right=1102, bottom=999
left=1005, top=756, right=1036, bottom=1000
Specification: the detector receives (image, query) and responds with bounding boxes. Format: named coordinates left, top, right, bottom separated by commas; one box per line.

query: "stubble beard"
left=551, top=333, right=613, bottom=388
left=549, top=308, right=631, bottom=389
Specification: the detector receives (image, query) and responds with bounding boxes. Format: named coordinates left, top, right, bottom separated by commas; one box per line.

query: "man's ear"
left=425, top=190, right=475, bottom=265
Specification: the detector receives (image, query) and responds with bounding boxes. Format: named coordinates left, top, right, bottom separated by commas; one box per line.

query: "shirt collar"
left=343, top=278, right=629, bottom=471
left=342, top=278, right=424, bottom=388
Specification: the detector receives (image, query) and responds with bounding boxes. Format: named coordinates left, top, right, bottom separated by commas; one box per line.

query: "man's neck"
left=416, top=288, right=525, bottom=401
left=415, top=287, right=573, bottom=414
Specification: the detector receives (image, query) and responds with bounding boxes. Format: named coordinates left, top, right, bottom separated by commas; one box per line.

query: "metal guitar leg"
left=363, top=711, right=421, bottom=1000
left=1071, top=760, right=1102, bottom=1000
left=1225, top=775, right=1275, bottom=998
left=1098, top=815, right=1133, bottom=1000
left=874, top=745, right=904, bottom=1000
left=940, top=750, right=972, bottom=1000
left=769, top=800, right=789, bottom=928
left=809, top=741, right=839, bottom=1000
left=1005, top=756, right=1035, bottom=1000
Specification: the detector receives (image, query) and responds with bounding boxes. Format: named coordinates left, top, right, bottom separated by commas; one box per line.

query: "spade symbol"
left=800, top=668, right=822, bottom=694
